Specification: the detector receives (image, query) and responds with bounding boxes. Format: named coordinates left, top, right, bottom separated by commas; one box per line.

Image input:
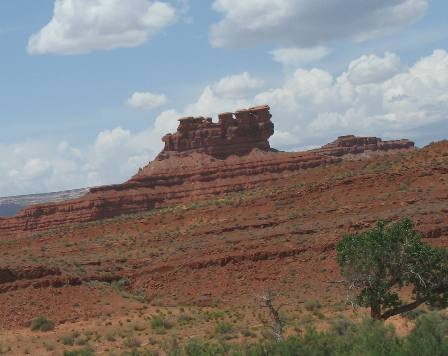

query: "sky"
left=0, top=0, right=447, bottom=196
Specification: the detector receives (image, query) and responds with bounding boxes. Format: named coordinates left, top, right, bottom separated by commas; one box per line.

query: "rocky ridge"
left=0, top=106, right=414, bottom=234
left=0, top=188, right=89, bottom=217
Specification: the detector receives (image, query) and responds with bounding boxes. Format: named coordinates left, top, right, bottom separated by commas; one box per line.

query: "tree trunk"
left=380, top=299, right=426, bottom=320
left=261, top=290, right=284, bottom=341
left=370, top=304, right=382, bottom=319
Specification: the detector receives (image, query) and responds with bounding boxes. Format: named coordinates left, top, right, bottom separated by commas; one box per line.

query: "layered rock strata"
left=158, top=105, right=274, bottom=159
left=0, top=106, right=414, bottom=234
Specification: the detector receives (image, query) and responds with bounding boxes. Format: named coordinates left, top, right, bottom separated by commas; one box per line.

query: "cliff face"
left=158, top=105, right=274, bottom=159
left=0, top=106, right=414, bottom=234
left=317, top=135, right=414, bottom=157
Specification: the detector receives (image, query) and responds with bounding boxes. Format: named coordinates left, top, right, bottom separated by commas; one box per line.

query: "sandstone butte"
left=0, top=105, right=414, bottom=234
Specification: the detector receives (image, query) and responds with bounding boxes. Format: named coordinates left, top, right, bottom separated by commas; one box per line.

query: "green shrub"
left=30, top=316, right=55, bottom=332
left=329, top=316, right=357, bottom=336
left=404, top=313, right=448, bottom=355
left=150, top=314, right=173, bottom=333
left=304, top=300, right=321, bottom=312
left=167, top=316, right=448, bottom=355
left=123, top=336, right=142, bottom=348
left=214, top=321, right=233, bottom=334
left=63, top=349, right=95, bottom=356
left=112, top=277, right=131, bottom=292
left=183, top=338, right=228, bottom=356
left=177, top=313, right=194, bottom=324
left=123, top=351, right=158, bottom=356
left=60, top=333, right=76, bottom=345
left=346, top=318, right=401, bottom=356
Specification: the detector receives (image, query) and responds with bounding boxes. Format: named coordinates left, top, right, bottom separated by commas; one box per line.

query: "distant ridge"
left=0, top=105, right=414, bottom=233
left=0, top=188, right=89, bottom=217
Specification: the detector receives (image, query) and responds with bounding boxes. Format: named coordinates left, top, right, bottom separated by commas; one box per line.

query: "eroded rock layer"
left=0, top=106, right=414, bottom=234
left=158, top=105, right=274, bottom=159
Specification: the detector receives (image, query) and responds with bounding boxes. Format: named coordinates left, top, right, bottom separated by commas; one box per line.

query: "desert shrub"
left=342, top=318, right=401, bottom=356
left=60, top=333, right=76, bottom=346
left=112, top=277, right=131, bottom=291
left=404, top=312, right=448, bottom=355
left=166, top=315, right=448, bottom=355
left=203, top=310, right=225, bottom=321
left=43, top=342, right=55, bottom=351
left=329, top=316, right=357, bottom=336
left=403, top=308, right=427, bottom=320
left=214, top=321, right=233, bottom=334
left=243, top=321, right=400, bottom=356
left=63, top=349, right=95, bottom=356
left=75, top=336, right=89, bottom=346
left=177, top=313, right=194, bottom=324
left=241, top=328, right=257, bottom=338
left=150, top=314, right=173, bottom=333
left=304, top=300, right=321, bottom=312
left=105, top=331, right=116, bottom=342
left=0, top=344, right=11, bottom=354
left=243, top=335, right=309, bottom=355
left=30, top=316, right=54, bottom=332
left=123, top=336, right=142, bottom=348
left=182, top=338, right=228, bottom=356
left=122, top=351, right=158, bottom=356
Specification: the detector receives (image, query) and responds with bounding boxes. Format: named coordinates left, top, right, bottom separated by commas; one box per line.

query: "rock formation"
left=318, top=135, right=414, bottom=157
left=158, top=105, right=274, bottom=159
left=0, top=106, right=414, bottom=234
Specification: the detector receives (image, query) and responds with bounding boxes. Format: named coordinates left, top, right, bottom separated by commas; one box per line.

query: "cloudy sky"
left=0, top=0, right=447, bottom=196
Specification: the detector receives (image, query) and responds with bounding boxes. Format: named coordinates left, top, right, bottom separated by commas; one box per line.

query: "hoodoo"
left=158, top=105, right=274, bottom=159
left=0, top=105, right=414, bottom=234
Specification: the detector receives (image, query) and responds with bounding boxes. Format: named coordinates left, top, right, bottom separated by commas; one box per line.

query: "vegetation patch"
left=30, top=316, right=55, bottom=332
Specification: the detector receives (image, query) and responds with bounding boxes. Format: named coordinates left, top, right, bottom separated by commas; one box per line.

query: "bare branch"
left=259, top=289, right=285, bottom=342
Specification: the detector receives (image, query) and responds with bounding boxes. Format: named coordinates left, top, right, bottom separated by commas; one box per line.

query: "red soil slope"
left=1, top=136, right=446, bottom=330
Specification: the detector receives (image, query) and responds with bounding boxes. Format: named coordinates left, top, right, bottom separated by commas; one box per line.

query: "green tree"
left=337, top=218, right=448, bottom=320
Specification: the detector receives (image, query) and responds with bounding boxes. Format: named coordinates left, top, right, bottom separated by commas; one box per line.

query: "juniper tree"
left=337, top=218, right=448, bottom=320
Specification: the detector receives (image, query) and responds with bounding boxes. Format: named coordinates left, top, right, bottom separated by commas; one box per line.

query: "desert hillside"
left=0, top=108, right=447, bottom=355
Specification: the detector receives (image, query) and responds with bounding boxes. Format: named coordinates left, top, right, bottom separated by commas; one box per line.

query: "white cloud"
left=3, top=50, right=448, bottom=196
left=212, top=72, right=264, bottom=99
left=253, top=50, right=448, bottom=147
left=23, top=159, right=52, bottom=179
left=0, top=128, right=162, bottom=196
left=127, top=92, right=168, bottom=110
left=271, top=46, right=330, bottom=66
left=158, top=52, right=448, bottom=150
left=346, top=52, right=402, bottom=85
left=28, top=0, right=177, bottom=55
left=210, top=0, right=428, bottom=48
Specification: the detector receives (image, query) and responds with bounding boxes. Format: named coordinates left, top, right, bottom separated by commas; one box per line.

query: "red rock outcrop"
left=0, top=106, right=414, bottom=234
left=159, top=105, right=274, bottom=159
left=318, top=135, right=414, bottom=157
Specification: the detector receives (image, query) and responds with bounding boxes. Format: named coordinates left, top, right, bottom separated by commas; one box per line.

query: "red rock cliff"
left=158, top=105, right=274, bottom=159
left=0, top=106, right=414, bottom=234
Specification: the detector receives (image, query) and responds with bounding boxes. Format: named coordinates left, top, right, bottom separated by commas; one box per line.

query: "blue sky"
left=0, top=0, right=447, bottom=196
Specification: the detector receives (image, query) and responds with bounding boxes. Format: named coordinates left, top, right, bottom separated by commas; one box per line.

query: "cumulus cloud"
left=28, top=0, right=177, bottom=55
left=210, top=0, right=428, bottom=48
left=211, top=72, right=264, bottom=99
left=0, top=127, right=164, bottom=196
left=254, top=50, right=448, bottom=147
left=271, top=46, right=330, bottom=66
left=3, top=50, right=448, bottom=196
left=153, top=50, right=448, bottom=150
left=127, top=92, right=168, bottom=110
left=346, top=52, right=402, bottom=85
